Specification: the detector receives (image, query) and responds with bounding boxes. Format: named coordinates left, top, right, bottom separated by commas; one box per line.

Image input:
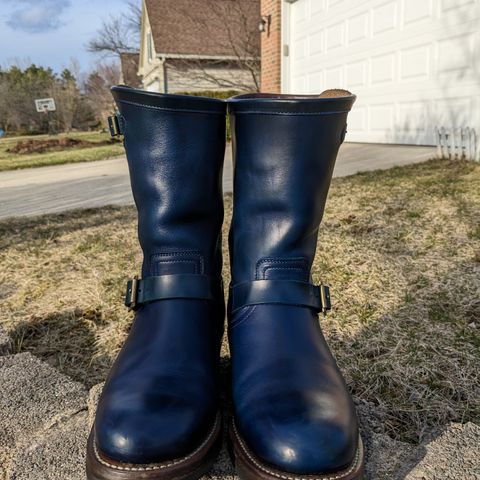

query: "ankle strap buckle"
left=125, top=276, right=139, bottom=310
left=318, top=284, right=331, bottom=315
left=107, top=114, right=125, bottom=137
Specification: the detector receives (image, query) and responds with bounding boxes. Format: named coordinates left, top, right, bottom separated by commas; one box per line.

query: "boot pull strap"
left=230, top=280, right=331, bottom=315
left=125, top=274, right=215, bottom=310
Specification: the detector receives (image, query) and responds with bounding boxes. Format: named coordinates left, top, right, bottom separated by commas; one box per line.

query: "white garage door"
left=282, top=0, right=480, bottom=145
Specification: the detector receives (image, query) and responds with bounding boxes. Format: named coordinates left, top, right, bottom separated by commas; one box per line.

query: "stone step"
left=0, top=352, right=87, bottom=479
left=405, top=422, right=480, bottom=480
left=8, top=412, right=89, bottom=480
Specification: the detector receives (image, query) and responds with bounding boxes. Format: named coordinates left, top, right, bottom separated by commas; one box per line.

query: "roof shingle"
left=145, top=0, right=260, bottom=58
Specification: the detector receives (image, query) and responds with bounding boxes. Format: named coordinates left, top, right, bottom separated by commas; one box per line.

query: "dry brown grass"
left=0, top=158, right=479, bottom=444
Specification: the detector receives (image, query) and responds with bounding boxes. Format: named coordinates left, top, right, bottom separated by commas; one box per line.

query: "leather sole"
left=228, top=419, right=365, bottom=480
left=86, top=413, right=222, bottom=480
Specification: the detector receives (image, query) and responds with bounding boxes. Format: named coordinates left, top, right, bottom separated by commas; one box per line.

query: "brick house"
left=138, top=0, right=260, bottom=93
left=260, top=0, right=480, bottom=146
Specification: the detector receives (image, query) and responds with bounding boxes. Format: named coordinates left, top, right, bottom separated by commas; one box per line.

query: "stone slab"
left=8, top=412, right=89, bottom=480
left=0, top=353, right=87, bottom=478
left=406, top=422, right=480, bottom=480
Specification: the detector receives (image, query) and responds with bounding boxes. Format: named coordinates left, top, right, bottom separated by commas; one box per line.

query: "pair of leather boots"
left=86, top=86, right=364, bottom=480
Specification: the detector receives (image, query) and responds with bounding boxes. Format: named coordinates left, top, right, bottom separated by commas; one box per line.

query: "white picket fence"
left=435, top=127, right=479, bottom=161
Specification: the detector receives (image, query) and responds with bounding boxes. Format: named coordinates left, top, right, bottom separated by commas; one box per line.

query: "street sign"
left=35, top=98, right=56, bottom=113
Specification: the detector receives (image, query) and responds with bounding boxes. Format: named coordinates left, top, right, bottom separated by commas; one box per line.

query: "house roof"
left=119, top=53, right=142, bottom=87
left=144, top=0, right=260, bottom=58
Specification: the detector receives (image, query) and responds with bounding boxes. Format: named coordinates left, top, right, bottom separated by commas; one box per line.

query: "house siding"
left=165, top=62, right=256, bottom=93
left=138, top=4, right=165, bottom=91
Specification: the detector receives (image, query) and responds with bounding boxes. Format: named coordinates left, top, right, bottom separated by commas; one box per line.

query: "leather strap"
left=230, top=280, right=331, bottom=314
left=125, top=274, right=214, bottom=310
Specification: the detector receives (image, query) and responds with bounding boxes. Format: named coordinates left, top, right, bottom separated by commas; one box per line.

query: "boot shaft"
left=112, top=86, right=226, bottom=279
left=228, top=91, right=356, bottom=285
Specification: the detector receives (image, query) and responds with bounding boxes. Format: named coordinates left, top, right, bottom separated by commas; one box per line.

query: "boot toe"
left=241, top=417, right=357, bottom=474
left=95, top=394, right=214, bottom=464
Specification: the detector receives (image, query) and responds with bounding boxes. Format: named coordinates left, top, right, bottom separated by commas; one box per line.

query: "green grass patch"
left=0, top=131, right=124, bottom=171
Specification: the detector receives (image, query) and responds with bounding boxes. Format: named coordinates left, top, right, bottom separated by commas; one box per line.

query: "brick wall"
left=260, top=0, right=282, bottom=92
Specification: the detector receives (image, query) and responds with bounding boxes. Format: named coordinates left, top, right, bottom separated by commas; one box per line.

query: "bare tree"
left=87, top=2, right=141, bottom=57
left=51, top=59, right=82, bottom=132
left=83, top=62, right=121, bottom=127
left=124, top=0, right=142, bottom=33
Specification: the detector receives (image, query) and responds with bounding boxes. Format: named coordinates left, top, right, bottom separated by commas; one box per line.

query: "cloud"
left=6, top=0, right=71, bottom=33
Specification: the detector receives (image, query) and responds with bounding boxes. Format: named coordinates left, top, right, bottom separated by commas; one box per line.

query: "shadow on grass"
left=9, top=307, right=115, bottom=389
left=0, top=205, right=136, bottom=250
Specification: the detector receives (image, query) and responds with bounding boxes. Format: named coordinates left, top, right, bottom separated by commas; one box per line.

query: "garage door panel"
left=370, top=104, right=395, bottom=131
left=372, top=1, right=398, bottom=35
left=400, top=45, right=430, bottom=80
left=398, top=101, right=430, bottom=133
left=347, top=12, right=369, bottom=43
left=348, top=106, right=368, bottom=132
left=325, top=66, right=344, bottom=87
left=310, top=0, right=326, bottom=16
left=404, top=0, right=433, bottom=25
left=292, top=75, right=306, bottom=92
left=292, top=37, right=308, bottom=61
left=346, top=61, right=367, bottom=88
left=434, top=97, right=472, bottom=126
left=437, top=34, right=473, bottom=73
left=309, top=31, right=324, bottom=56
left=371, top=53, right=396, bottom=84
left=307, top=71, right=325, bottom=93
left=326, top=22, right=346, bottom=51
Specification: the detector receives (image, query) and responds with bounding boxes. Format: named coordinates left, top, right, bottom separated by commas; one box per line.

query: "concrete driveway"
left=0, top=143, right=435, bottom=219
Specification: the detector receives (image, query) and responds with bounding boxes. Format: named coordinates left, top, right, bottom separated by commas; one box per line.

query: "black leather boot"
left=86, top=86, right=226, bottom=480
left=227, top=91, right=364, bottom=480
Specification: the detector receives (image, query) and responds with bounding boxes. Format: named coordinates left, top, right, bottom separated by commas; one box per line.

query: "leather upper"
left=228, top=91, right=360, bottom=474
left=94, top=86, right=226, bottom=464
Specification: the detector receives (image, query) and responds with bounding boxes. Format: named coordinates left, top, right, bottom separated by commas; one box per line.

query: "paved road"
left=0, top=143, right=436, bottom=219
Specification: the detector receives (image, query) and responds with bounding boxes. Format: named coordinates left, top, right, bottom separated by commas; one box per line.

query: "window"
left=147, top=32, right=153, bottom=62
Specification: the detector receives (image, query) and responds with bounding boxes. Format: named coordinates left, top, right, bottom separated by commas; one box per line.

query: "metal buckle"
left=319, top=284, right=331, bottom=315
left=125, top=276, right=139, bottom=310
left=108, top=115, right=121, bottom=137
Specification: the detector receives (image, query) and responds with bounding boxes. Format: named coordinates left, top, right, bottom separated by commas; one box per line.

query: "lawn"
left=0, top=131, right=124, bottom=171
left=0, top=158, right=478, bottom=445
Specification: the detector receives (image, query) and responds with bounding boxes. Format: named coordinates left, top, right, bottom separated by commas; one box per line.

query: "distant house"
left=138, top=0, right=260, bottom=93
left=261, top=0, right=480, bottom=147
left=119, top=53, right=142, bottom=88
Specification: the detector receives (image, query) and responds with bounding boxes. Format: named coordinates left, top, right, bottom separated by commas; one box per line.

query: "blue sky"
left=0, top=0, right=136, bottom=74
